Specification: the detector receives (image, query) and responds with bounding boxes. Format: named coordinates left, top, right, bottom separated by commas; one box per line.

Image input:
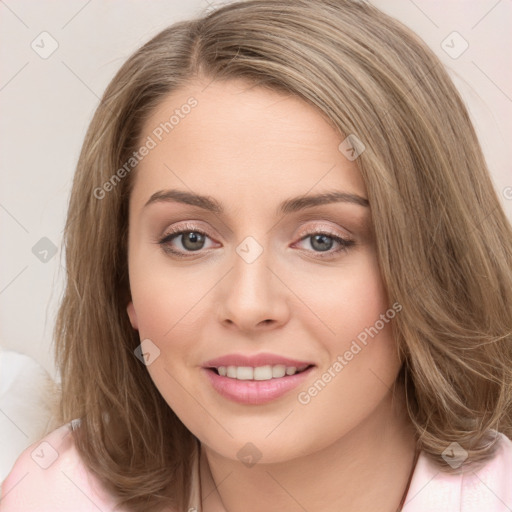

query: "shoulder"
left=403, top=431, right=512, bottom=512
left=0, top=420, right=126, bottom=512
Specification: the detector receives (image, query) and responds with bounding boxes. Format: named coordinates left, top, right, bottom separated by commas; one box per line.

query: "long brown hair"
left=55, top=1, right=512, bottom=510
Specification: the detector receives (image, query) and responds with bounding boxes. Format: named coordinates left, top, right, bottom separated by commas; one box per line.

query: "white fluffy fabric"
left=0, top=349, right=58, bottom=481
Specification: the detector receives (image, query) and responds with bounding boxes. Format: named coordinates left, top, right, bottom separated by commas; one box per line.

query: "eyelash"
left=156, top=223, right=355, bottom=259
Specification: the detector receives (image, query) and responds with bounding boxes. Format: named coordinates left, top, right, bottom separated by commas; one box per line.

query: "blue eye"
left=158, top=229, right=214, bottom=255
left=295, top=232, right=355, bottom=257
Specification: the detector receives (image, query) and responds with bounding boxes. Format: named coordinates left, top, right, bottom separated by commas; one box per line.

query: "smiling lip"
left=202, top=353, right=314, bottom=368
left=202, top=352, right=315, bottom=405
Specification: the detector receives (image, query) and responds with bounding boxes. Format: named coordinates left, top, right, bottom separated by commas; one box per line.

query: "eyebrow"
left=143, top=189, right=369, bottom=214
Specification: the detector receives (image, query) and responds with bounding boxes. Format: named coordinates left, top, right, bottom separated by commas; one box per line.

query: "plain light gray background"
left=1, top=0, right=511, bottom=381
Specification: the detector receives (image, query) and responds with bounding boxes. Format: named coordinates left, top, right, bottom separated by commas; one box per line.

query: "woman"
left=1, top=1, right=511, bottom=511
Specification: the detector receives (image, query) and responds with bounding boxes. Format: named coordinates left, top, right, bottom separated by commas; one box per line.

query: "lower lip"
left=202, top=366, right=314, bottom=405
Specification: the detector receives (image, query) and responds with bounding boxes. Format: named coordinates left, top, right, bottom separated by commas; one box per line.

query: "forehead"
left=129, top=78, right=366, bottom=213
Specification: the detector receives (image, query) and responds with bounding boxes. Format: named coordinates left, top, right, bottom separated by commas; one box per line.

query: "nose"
left=217, top=243, right=291, bottom=333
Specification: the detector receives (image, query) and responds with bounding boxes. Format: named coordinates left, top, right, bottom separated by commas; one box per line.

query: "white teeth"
left=254, top=365, right=272, bottom=380
left=215, top=364, right=309, bottom=381
left=236, top=367, right=253, bottom=380
left=272, top=365, right=286, bottom=378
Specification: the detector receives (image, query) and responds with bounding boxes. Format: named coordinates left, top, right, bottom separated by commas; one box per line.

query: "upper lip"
left=203, top=353, right=315, bottom=369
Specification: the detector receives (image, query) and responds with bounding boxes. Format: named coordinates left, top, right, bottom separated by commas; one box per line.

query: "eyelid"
left=294, top=221, right=352, bottom=241
left=160, top=221, right=213, bottom=240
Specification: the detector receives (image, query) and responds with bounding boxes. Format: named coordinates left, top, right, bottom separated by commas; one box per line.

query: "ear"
left=127, top=301, right=139, bottom=330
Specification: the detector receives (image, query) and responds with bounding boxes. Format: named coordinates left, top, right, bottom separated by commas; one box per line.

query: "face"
left=126, top=78, right=403, bottom=464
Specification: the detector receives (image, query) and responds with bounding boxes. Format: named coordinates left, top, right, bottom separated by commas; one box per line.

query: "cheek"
left=333, top=256, right=391, bottom=344
left=129, top=261, right=214, bottom=341
left=338, top=253, right=400, bottom=384
left=293, top=250, right=400, bottom=426
left=300, top=248, right=391, bottom=351
left=129, top=269, right=209, bottom=433
left=128, top=262, right=214, bottom=404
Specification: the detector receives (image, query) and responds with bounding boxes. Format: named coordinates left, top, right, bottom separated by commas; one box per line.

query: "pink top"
left=1, top=421, right=511, bottom=511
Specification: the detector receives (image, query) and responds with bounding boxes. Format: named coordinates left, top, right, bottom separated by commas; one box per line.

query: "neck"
left=199, top=384, right=418, bottom=512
